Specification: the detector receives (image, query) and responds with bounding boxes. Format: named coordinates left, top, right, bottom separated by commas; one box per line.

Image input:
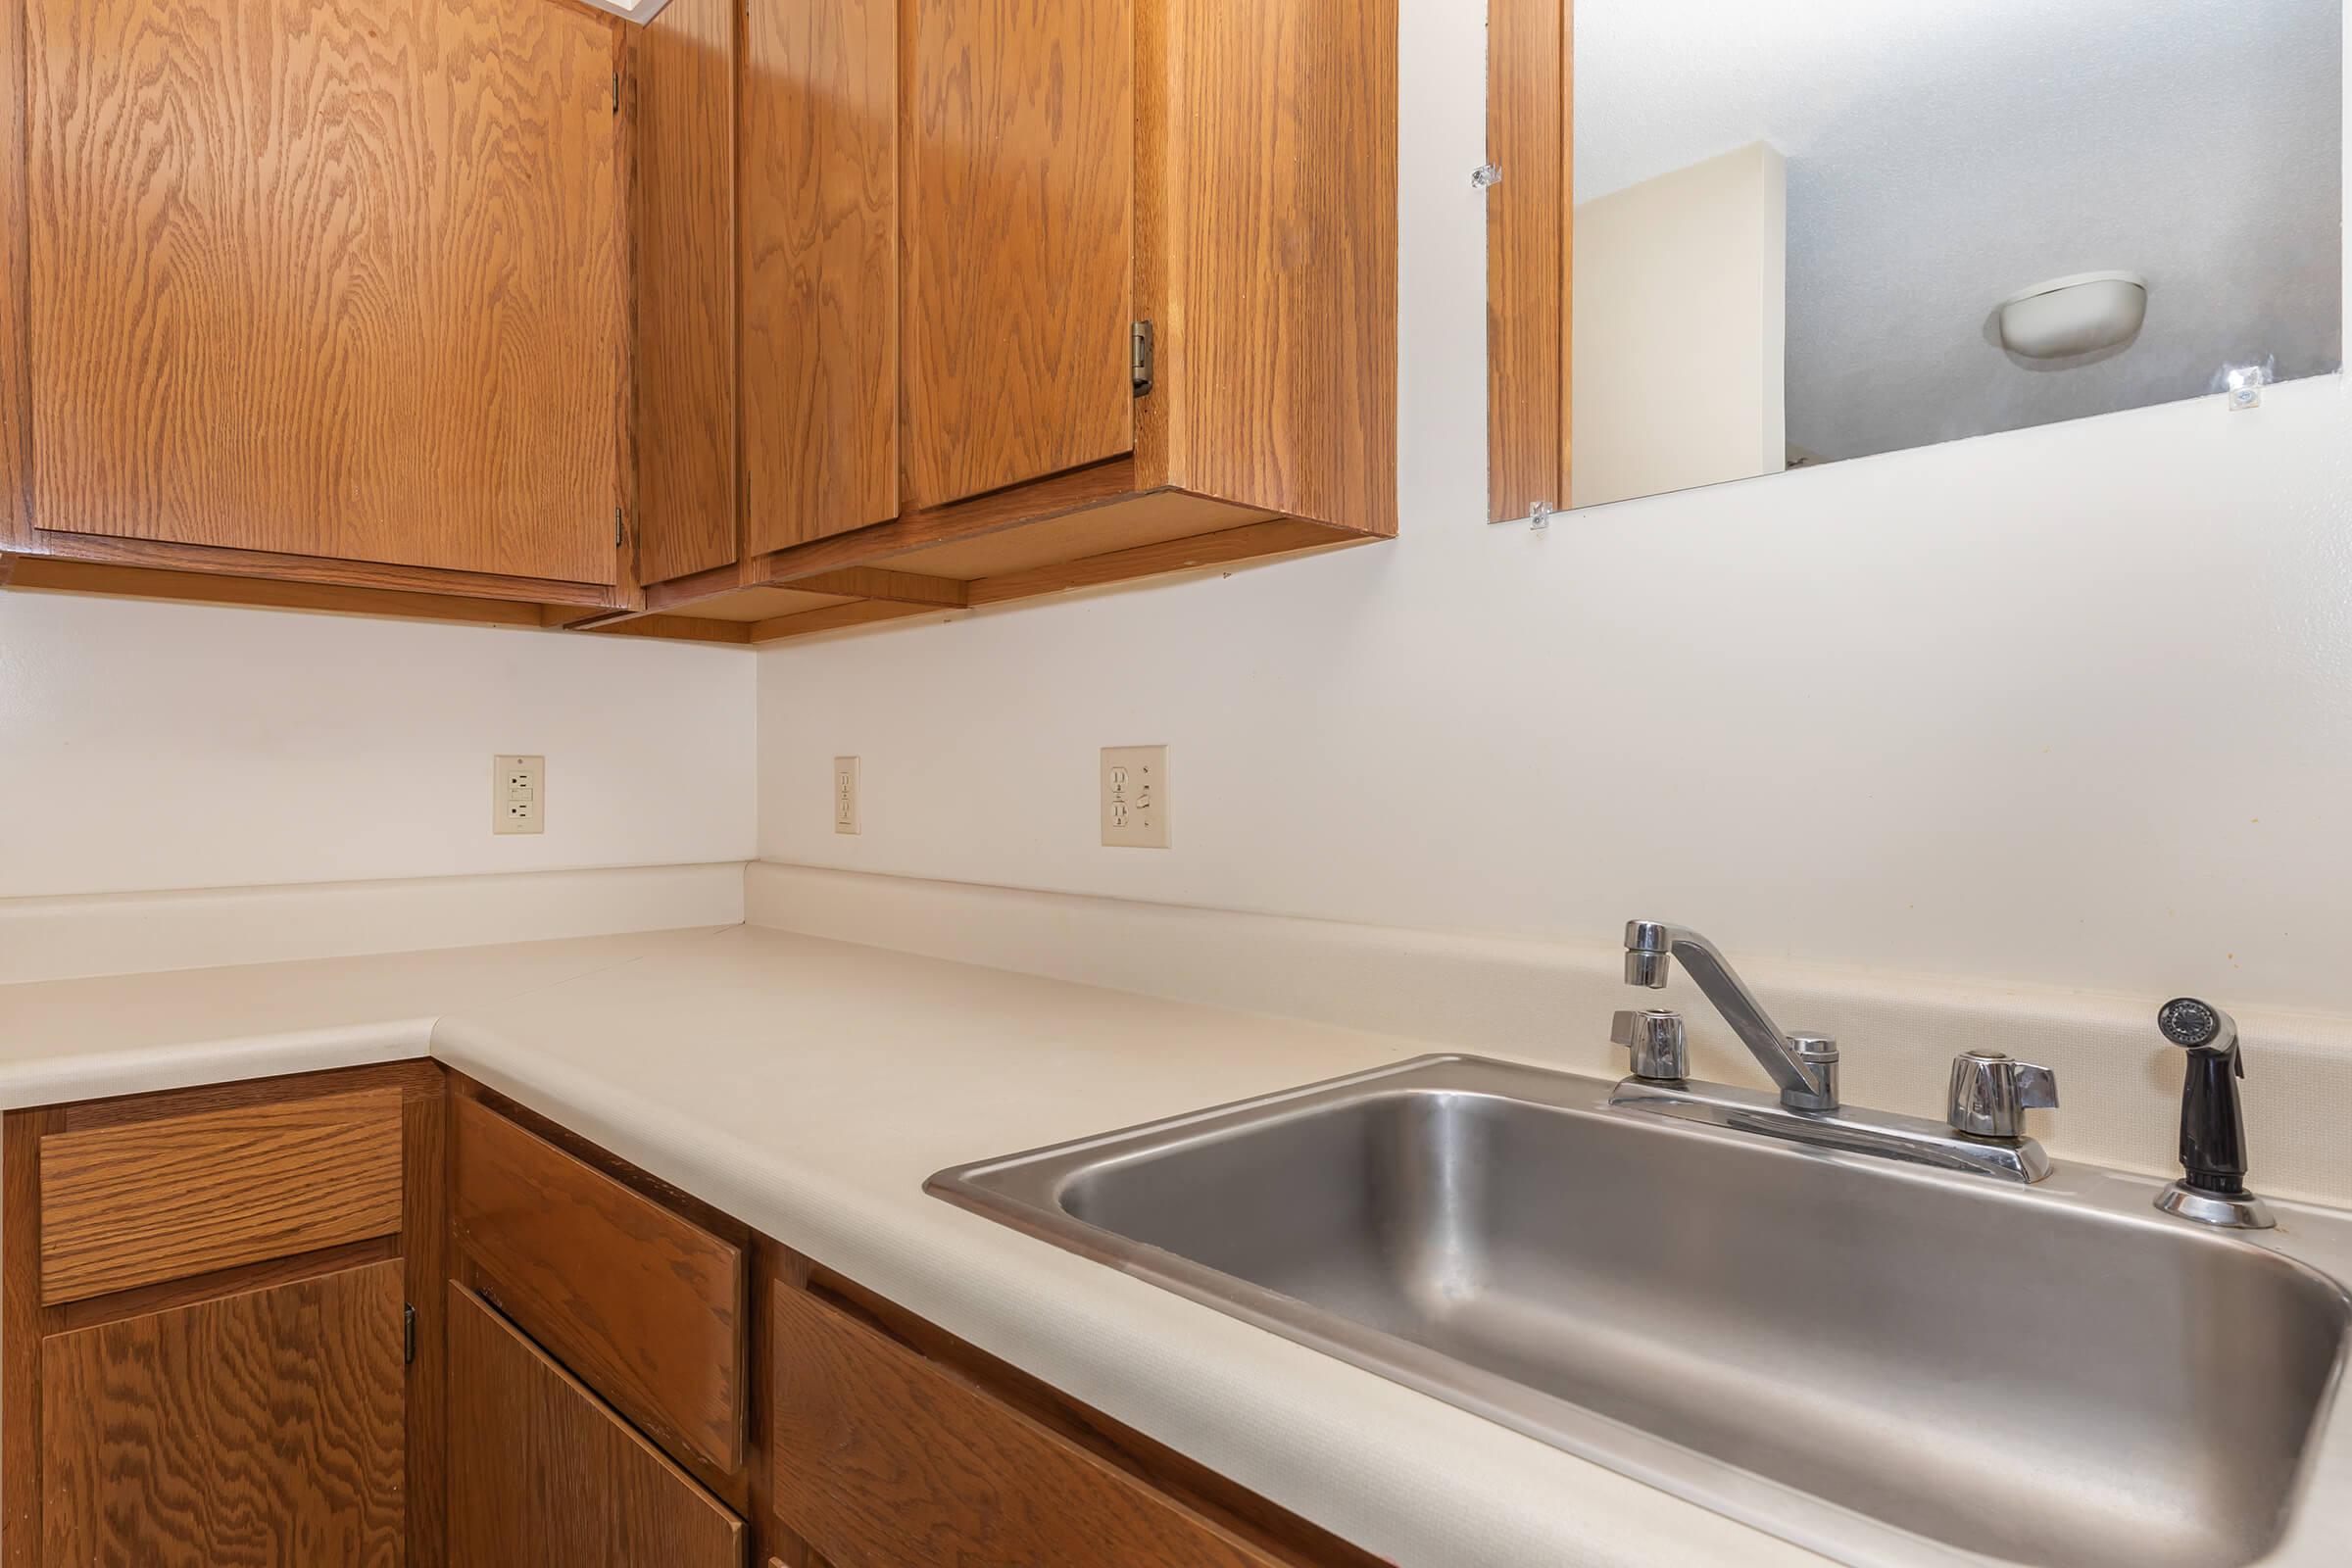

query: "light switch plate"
left=1101, top=746, right=1169, bottom=849
left=494, top=755, right=545, bottom=835
left=833, top=757, right=860, bottom=835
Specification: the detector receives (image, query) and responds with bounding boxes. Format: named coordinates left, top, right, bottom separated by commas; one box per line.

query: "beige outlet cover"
left=494, top=755, right=545, bottom=836
left=1101, top=746, right=1169, bottom=849
left=833, top=757, right=860, bottom=835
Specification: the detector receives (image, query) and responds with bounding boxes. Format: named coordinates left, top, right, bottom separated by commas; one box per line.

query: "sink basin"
left=929, top=1055, right=2352, bottom=1567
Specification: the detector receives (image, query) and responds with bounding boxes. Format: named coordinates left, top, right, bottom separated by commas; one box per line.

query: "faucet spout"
left=1622, top=921, right=1838, bottom=1112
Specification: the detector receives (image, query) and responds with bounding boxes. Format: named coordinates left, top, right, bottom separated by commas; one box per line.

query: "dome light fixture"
left=1996, top=271, right=2148, bottom=360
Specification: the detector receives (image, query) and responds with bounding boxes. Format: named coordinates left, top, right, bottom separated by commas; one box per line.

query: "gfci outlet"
left=833, top=757, right=860, bottom=835
left=494, top=755, right=545, bottom=836
left=1101, top=746, right=1169, bottom=849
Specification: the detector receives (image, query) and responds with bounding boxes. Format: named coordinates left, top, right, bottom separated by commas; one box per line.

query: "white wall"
left=0, top=592, right=757, bottom=899
left=758, top=0, right=2352, bottom=1020
left=1573, top=141, right=1788, bottom=508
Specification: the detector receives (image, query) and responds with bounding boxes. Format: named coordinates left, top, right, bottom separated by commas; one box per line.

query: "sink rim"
left=927, top=1053, right=2352, bottom=1568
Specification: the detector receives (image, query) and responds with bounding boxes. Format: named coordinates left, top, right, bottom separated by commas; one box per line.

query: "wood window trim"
left=1488, top=0, right=1574, bottom=522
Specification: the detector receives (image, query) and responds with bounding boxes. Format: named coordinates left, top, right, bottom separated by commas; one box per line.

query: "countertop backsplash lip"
left=7, top=898, right=2352, bottom=1562
left=742, top=860, right=2352, bottom=1206
left=0, top=861, right=748, bottom=986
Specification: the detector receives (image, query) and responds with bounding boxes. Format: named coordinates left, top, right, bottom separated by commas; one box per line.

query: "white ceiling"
left=1575, top=0, right=2343, bottom=464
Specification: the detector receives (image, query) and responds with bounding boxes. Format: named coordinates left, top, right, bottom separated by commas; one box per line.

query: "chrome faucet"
left=1606, top=919, right=2059, bottom=1184
left=1624, top=921, right=1838, bottom=1111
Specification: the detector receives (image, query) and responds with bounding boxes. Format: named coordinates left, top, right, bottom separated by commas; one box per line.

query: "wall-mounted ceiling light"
left=1996, top=271, right=2149, bottom=360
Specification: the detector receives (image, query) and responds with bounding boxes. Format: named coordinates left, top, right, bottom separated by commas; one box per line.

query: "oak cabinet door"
left=39, top=1259, right=408, bottom=1568
left=446, top=1284, right=743, bottom=1568
left=24, top=0, right=626, bottom=585
left=740, top=0, right=900, bottom=556
left=902, top=0, right=1136, bottom=509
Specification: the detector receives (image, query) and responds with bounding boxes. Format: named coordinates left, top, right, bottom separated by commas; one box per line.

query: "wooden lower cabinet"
left=5, top=1067, right=1382, bottom=1568
left=2, top=1063, right=443, bottom=1568
left=446, top=1283, right=744, bottom=1568
left=770, top=1283, right=1291, bottom=1568
left=39, top=1259, right=408, bottom=1567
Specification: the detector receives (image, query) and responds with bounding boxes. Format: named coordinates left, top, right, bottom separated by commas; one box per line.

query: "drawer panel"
left=38, top=1087, right=405, bottom=1304
left=770, top=1284, right=1286, bottom=1568
left=452, top=1096, right=747, bottom=1474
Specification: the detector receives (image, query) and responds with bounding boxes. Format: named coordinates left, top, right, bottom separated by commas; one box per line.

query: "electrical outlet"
left=1102, top=746, right=1169, bottom=849
left=494, top=755, right=545, bottom=835
left=833, top=757, right=860, bottom=835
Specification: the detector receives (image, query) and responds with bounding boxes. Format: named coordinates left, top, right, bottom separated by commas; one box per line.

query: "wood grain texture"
left=768, top=1284, right=1288, bottom=1568
left=1, top=0, right=27, bottom=549
left=447, top=1284, right=742, bottom=1568
left=903, top=0, right=1135, bottom=508
left=3, top=1109, right=59, bottom=1568
left=964, top=516, right=1349, bottom=605
left=2, top=556, right=552, bottom=627
left=6, top=527, right=617, bottom=604
left=748, top=455, right=1140, bottom=585
left=41, top=1259, right=407, bottom=1568
left=452, top=1095, right=748, bottom=1475
left=791, top=565, right=966, bottom=606
left=400, top=1069, right=450, bottom=1568
left=746, top=597, right=936, bottom=642
left=39, top=1088, right=404, bottom=1305
left=52, top=1059, right=437, bottom=1135
left=743, top=0, right=898, bottom=553
left=1559, top=0, right=1575, bottom=494
left=1486, top=0, right=1567, bottom=521
left=1137, top=0, right=1397, bottom=535
left=804, top=1265, right=1395, bottom=1568
left=635, top=0, right=740, bottom=585
left=882, top=485, right=1262, bottom=577
left=26, top=0, right=625, bottom=582
left=585, top=612, right=755, bottom=644
left=51, top=1237, right=399, bottom=1336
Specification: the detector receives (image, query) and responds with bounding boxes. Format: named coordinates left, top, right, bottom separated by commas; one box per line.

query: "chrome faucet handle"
left=1945, top=1052, right=2058, bottom=1139
left=1611, top=1009, right=1689, bottom=1081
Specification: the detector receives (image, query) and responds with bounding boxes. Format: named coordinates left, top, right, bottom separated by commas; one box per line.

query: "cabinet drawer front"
left=38, top=1088, right=405, bottom=1305
left=452, top=1097, right=747, bottom=1474
left=770, top=1285, right=1286, bottom=1568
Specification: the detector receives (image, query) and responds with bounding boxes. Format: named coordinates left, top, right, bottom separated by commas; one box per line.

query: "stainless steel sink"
left=928, top=1055, right=2352, bottom=1568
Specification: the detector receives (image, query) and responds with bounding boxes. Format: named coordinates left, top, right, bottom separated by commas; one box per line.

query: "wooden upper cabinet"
left=23, top=0, right=626, bottom=585
left=901, top=0, right=1136, bottom=510
left=634, top=0, right=742, bottom=586
left=740, top=0, right=901, bottom=557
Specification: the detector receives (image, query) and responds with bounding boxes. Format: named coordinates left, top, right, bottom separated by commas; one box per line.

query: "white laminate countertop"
left=0, top=923, right=1818, bottom=1568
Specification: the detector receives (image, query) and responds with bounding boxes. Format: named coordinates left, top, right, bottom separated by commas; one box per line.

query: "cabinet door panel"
left=39, top=1260, right=407, bottom=1568
left=25, top=0, right=625, bottom=583
left=770, top=1284, right=1283, bottom=1568
left=447, top=1283, right=743, bottom=1568
left=904, top=0, right=1134, bottom=508
left=634, top=0, right=740, bottom=585
left=743, top=0, right=898, bottom=555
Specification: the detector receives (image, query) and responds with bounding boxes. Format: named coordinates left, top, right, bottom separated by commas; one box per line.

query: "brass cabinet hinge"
left=1131, top=320, right=1155, bottom=397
